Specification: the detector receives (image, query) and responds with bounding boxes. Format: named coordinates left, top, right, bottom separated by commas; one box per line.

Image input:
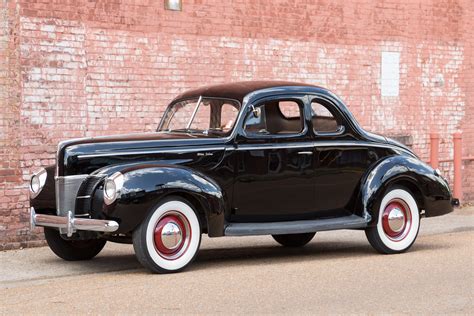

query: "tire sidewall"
left=272, top=232, right=315, bottom=247
left=44, top=227, right=106, bottom=261
left=143, top=198, right=201, bottom=272
left=376, top=188, right=420, bottom=252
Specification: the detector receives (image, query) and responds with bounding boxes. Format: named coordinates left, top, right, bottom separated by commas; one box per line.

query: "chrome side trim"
left=232, top=142, right=314, bottom=151
left=30, top=207, right=119, bottom=237
left=76, top=146, right=227, bottom=159
left=231, top=141, right=414, bottom=155
left=74, top=141, right=412, bottom=159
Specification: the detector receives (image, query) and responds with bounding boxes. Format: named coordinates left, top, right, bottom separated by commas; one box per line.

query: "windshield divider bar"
left=187, top=96, right=202, bottom=129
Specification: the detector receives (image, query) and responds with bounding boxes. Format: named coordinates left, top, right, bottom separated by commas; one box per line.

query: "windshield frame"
left=157, top=96, right=242, bottom=137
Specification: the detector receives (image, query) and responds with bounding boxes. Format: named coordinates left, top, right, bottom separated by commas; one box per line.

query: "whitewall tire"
left=365, top=187, right=420, bottom=254
left=133, top=197, right=201, bottom=273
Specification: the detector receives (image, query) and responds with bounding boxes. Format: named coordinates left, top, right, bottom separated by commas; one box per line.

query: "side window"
left=278, top=101, right=300, bottom=119
left=311, top=100, right=341, bottom=133
left=244, top=100, right=303, bottom=136
left=220, top=103, right=239, bottom=131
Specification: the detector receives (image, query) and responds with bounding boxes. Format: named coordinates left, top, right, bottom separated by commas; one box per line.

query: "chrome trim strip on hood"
left=75, top=146, right=227, bottom=159
left=72, top=141, right=415, bottom=159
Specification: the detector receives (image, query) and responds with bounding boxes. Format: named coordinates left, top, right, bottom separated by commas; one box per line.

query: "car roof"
left=172, top=81, right=322, bottom=104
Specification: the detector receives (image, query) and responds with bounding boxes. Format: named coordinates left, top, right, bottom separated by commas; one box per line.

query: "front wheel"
left=133, top=197, right=202, bottom=273
left=272, top=232, right=316, bottom=247
left=365, top=187, right=420, bottom=254
left=44, top=227, right=106, bottom=261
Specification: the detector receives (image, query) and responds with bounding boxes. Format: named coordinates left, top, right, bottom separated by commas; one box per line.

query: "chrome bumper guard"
left=30, top=207, right=119, bottom=237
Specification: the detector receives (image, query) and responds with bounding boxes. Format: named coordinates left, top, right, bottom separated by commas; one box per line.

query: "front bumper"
left=30, top=207, right=119, bottom=237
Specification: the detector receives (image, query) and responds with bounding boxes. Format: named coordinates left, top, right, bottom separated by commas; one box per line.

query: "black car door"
left=231, top=95, right=317, bottom=222
left=310, top=96, right=374, bottom=217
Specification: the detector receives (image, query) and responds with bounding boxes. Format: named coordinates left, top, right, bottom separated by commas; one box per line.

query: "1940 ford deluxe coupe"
left=29, top=81, right=456, bottom=273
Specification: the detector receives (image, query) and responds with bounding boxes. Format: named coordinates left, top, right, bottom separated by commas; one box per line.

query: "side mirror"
left=250, top=105, right=261, bottom=118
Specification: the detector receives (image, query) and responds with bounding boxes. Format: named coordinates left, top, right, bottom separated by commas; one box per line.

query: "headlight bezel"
left=29, top=168, right=47, bottom=198
left=103, top=172, right=124, bottom=205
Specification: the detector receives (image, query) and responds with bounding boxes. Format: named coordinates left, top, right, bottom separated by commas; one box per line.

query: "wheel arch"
left=356, top=154, right=451, bottom=226
left=159, top=191, right=209, bottom=234
left=387, top=178, right=425, bottom=211
left=97, top=163, right=227, bottom=236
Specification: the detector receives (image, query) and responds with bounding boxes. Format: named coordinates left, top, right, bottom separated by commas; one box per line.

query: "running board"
left=224, top=215, right=369, bottom=236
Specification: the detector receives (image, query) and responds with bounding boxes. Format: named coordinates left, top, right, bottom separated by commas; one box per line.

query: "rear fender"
left=357, top=155, right=452, bottom=226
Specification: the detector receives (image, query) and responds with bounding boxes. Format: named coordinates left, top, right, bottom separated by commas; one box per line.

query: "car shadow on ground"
left=188, top=239, right=449, bottom=272
left=12, top=238, right=447, bottom=283
left=41, top=238, right=449, bottom=276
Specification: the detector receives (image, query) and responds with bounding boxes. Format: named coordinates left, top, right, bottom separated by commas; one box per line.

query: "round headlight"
left=30, top=175, right=40, bottom=193
left=103, top=172, right=124, bottom=205
left=104, top=179, right=116, bottom=200
left=30, top=168, right=47, bottom=198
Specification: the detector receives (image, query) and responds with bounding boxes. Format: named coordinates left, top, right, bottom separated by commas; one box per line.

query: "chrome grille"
left=55, top=175, right=89, bottom=217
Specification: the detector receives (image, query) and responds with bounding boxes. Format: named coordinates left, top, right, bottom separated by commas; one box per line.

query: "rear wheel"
left=133, top=197, right=201, bottom=273
left=272, top=232, right=316, bottom=247
left=365, top=187, right=420, bottom=254
left=44, top=227, right=106, bottom=261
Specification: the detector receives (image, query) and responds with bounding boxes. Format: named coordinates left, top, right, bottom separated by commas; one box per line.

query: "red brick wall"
left=1, top=0, right=472, bottom=249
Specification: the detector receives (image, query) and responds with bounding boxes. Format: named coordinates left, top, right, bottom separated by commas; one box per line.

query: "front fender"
left=30, top=165, right=56, bottom=214
left=358, top=155, right=453, bottom=226
left=97, top=164, right=226, bottom=236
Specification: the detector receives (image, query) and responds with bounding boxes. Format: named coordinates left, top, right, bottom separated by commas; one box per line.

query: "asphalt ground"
left=1, top=207, right=473, bottom=314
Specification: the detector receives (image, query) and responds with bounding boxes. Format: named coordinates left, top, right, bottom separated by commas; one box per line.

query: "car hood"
left=57, top=132, right=228, bottom=175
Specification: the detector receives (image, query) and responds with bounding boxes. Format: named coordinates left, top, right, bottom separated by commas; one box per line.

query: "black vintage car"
left=29, top=81, right=456, bottom=273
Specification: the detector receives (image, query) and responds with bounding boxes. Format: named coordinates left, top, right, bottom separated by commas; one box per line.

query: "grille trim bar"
left=55, top=175, right=88, bottom=218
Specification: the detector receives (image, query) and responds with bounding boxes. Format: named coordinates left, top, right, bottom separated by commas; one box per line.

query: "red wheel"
left=153, top=212, right=191, bottom=260
left=366, top=187, right=420, bottom=254
left=381, top=199, right=412, bottom=241
left=133, top=198, right=201, bottom=273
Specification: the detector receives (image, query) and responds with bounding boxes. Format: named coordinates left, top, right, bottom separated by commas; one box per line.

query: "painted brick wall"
left=0, top=0, right=472, bottom=249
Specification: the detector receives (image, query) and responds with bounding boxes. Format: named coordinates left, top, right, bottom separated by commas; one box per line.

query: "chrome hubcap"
left=153, top=211, right=191, bottom=260
left=387, top=207, right=405, bottom=233
left=161, top=222, right=183, bottom=250
left=382, top=199, right=412, bottom=240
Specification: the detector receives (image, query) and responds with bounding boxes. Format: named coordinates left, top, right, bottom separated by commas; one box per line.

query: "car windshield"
left=158, top=97, right=240, bottom=136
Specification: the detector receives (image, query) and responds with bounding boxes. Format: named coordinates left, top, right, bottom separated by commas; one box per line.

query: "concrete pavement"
left=1, top=207, right=473, bottom=314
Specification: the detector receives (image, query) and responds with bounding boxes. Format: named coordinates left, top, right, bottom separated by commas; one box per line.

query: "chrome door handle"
left=297, top=151, right=313, bottom=155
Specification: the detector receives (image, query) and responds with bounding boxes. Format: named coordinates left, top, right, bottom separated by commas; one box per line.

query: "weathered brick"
left=1, top=0, right=473, bottom=250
